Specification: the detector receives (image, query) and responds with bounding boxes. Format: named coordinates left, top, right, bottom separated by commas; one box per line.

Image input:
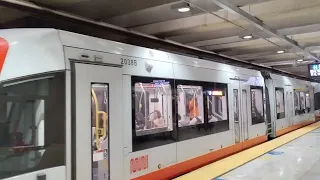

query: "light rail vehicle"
left=0, top=29, right=319, bottom=180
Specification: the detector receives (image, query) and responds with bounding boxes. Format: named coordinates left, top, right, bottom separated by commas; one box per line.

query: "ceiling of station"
left=1, top=0, right=320, bottom=77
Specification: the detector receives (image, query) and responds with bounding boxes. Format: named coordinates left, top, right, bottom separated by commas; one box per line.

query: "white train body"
left=0, top=29, right=317, bottom=180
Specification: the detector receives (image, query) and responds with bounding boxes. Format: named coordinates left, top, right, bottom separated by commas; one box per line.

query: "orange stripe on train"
left=132, top=135, right=268, bottom=180
left=132, top=120, right=314, bottom=180
left=0, top=37, right=9, bottom=73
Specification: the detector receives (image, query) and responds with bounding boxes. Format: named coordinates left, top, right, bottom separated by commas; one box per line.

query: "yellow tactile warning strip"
left=174, top=122, right=320, bottom=180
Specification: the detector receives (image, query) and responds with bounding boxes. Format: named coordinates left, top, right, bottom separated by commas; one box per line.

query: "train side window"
left=251, top=86, right=264, bottom=125
left=0, top=73, right=65, bottom=179
left=205, top=83, right=229, bottom=134
left=176, top=80, right=229, bottom=141
left=299, top=91, right=306, bottom=113
left=294, top=90, right=309, bottom=115
left=177, top=85, right=204, bottom=127
left=176, top=80, right=206, bottom=141
left=132, top=77, right=176, bottom=151
left=275, top=88, right=285, bottom=119
left=306, top=92, right=311, bottom=113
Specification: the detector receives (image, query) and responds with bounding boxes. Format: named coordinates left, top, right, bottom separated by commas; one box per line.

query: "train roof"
left=0, top=28, right=315, bottom=86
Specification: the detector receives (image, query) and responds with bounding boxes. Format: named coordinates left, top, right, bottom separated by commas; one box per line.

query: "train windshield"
left=0, top=73, right=65, bottom=179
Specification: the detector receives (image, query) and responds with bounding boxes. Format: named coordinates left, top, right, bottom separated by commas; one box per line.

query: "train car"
left=0, top=28, right=318, bottom=180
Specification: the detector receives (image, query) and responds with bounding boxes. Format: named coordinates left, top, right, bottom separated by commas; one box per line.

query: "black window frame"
left=202, top=81, right=229, bottom=138
left=172, top=79, right=230, bottom=142
left=131, top=76, right=177, bottom=152
left=175, top=79, right=207, bottom=141
left=131, top=76, right=230, bottom=151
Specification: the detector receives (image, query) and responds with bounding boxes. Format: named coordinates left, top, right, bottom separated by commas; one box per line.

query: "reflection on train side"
left=91, top=84, right=109, bottom=180
left=134, top=82, right=173, bottom=136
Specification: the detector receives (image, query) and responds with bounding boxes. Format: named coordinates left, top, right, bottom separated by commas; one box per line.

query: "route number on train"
left=130, top=155, right=148, bottom=174
left=121, top=58, right=137, bottom=66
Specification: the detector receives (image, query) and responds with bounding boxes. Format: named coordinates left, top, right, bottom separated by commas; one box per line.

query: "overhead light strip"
left=211, top=0, right=320, bottom=62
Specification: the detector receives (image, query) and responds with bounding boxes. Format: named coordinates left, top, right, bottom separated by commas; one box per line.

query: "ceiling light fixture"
left=297, top=59, right=303, bottom=62
left=277, top=50, right=285, bottom=54
left=178, top=6, right=190, bottom=12
left=172, top=2, right=191, bottom=13
left=242, top=35, right=253, bottom=39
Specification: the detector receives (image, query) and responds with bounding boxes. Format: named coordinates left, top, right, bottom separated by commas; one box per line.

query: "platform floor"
left=174, top=122, right=320, bottom=180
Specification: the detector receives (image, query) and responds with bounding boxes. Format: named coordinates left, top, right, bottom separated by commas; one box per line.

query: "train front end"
left=0, top=29, right=67, bottom=180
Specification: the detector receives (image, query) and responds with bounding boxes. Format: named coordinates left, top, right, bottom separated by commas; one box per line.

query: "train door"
left=232, top=80, right=250, bottom=145
left=240, top=84, right=250, bottom=142
left=72, top=63, right=123, bottom=180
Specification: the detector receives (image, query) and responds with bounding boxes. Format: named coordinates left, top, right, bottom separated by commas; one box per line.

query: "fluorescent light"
left=212, top=91, right=223, bottom=96
left=277, top=50, right=285, bottom=54
left=178, top=7, right=190, bottom=12
left=297, top=59, right=303, bottom=62
left=242, top=35, right=253, bottom=39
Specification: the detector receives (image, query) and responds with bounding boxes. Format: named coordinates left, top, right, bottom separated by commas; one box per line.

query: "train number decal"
left=130, top=155, right=148, bottom=174
left=121, top=58, right=137, bottom=66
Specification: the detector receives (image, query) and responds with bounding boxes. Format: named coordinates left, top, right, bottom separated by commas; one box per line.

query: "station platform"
left=174, top=122, right=320, bottom=180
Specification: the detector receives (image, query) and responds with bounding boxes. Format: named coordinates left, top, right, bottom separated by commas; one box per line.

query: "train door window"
left=177, top=85, right=204, bottom=127
left=205, top=83, right=229, bottom=135
left=294, top=90, right=300, bottom=115
left=132, top=77, right=175, bottom=151
left=91, top=84, right=109, bottom=179
left=300, top=92, right=306, bottom=113
left=306, top=92, right=311, bottom=113
left=290, top=92, right=293, bottom=116
left=233, top=89, right=240, bottom=143
left=0, top=73, right=65, bottom=179
left=275, top=88, right=285, bottom=119
left=250, top=86, right=264, bottom=125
